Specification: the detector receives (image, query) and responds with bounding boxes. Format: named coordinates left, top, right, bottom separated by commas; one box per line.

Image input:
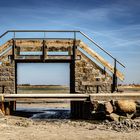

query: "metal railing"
left=0, top=30, right=125, bottom=68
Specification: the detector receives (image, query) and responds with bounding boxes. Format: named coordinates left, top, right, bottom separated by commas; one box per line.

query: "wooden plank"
left=0, top=49, right=12, bottom=61
left=47, top=55, right=71, bottom=60
left=0, top=95, right=4, bottom=102
left=82, top=81, right=111, bottom=86
left=15, top=40, right=42, bottom=47
left=2, top=93, right=88, bottom=98
left=46, top=40, right=80, bottom=48
left=15, top=55, right=42, bottom=60
left=0, top=81, right=13, bottom=86
left=5, top=98, right=87, bottom=102
left=1, top=93, right=140, bottom=102
left=15, top=40, right=80, bottom=48
left=0, top=40, right=12, bottom=54
left=90, top=93, right=140, bottom=101
left=79, top=41, right=124, bottom=81
left=18, top=47, right=42, bottom=52
left=2, top=93, right=89, bottom=101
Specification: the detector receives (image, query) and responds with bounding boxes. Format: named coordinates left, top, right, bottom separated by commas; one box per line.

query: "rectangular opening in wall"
left=17, top=63, right=70, bottom=94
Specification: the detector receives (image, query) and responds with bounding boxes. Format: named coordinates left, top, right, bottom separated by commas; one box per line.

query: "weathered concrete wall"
left=75, top=50, right=112, bottom=93
left=0, top=62, right=15, bottom=94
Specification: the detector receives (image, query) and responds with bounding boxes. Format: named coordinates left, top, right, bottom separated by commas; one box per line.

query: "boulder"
left=116, top=100, right=136, bottom=115
left=105, top=102, right=113, bottom=114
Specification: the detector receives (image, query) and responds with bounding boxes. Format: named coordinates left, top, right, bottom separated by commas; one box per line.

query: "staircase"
left=0, top=30, right=125, bottom=94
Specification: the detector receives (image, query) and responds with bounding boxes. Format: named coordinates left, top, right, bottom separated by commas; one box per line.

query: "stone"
left=91, top=101, right=105, bottom=112
left=105, top=101, right=113, bottom=114
left=135, top=100, right=140, bottom=106
left=0, top=109, right=4, bottom=118
left=109, top=113, right=120, bottom=121
left=75, top=50, right=112, bottom=93
left=92, top=112, right=106, bottom=120
left=116, top=100, right=136, bottom=115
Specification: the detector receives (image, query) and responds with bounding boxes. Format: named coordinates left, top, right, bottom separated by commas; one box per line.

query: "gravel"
left=102, top=119, right=140, bottom=132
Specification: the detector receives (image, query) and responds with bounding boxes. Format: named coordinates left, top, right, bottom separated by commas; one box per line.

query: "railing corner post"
left=112, top=59, right=117, bottom=93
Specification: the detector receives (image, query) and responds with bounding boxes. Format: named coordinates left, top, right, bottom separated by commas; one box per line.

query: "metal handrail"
left=79, top=31, right=125, bottom=68
left=0, top=30, right=125, bottom=68
left=0, top=30, right=80, bottom=38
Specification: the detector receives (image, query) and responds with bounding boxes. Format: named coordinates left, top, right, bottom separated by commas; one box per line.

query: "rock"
left=91, top=101, right=106, bottom=120
left=91, top=101, right=105, bottom=112
left=0, top=109, right=4, bottom=118
left=91, top=101, right=98, bottom=111
left=116, top=100, right=136, bottom=115
left=91, top=112, right=106, bottom=120
left=108, top=113, right=120, bottom=121
left=103, top=119, right=140, bottom=132
left=135, top=100, right=140, bottom=105
left=110, top=100, right=117, bottom=112
left=105, top=102, right=113, bottom=114
left=119, top=116, right=128, bottom=121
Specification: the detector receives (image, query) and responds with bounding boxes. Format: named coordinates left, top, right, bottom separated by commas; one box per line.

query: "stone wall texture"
left=0, top=62, right=15, bottom=94
left=75, top=50, right=112, bottom=93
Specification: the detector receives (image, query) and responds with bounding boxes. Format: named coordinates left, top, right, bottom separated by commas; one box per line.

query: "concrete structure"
left=0, top=30, right=125, bottom=118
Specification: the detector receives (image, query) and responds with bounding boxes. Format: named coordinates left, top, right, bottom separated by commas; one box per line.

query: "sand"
left=0, top=116, right=140, bottom=140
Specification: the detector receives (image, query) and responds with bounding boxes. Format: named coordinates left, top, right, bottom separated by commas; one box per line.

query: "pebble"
left=102, top=119, right=140, bottom=132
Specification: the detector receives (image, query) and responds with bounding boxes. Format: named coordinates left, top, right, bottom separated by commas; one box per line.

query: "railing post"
left=15, top=62, right=17, bottom=94
left=12, top=39, right=15, bottom=60
left=2, top=85, right=5, bottom=93
left=103, top=67, right=106, bottom=75
left=13, top=32, right=16, bottom=38
left=42, top=40, right=46, bottom=62
left=112, top=59, right=117, bottom=92
left=70, top=31, right=79, bottom=119
left=70, top=31, right=77, bottom=93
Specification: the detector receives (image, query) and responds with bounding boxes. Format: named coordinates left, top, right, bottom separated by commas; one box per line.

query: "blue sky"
left=0, top=0, right=140, bottom=84
left=17, top=63, right=70, bottom=85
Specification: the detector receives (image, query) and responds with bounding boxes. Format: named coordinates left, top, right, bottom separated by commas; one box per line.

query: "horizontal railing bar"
left=13, top=38, right=75, bottom=40
left=0, top=30, right=80, bottom=39
left=0, top=31, right=9, bottom=38
left=9, top=30, right=80, bottom=33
